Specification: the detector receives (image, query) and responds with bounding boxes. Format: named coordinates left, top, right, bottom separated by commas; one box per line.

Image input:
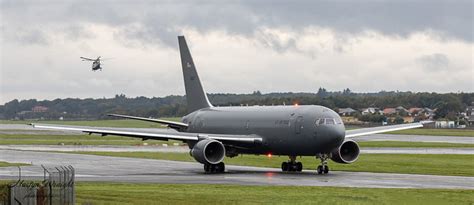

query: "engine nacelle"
left=191, top=139, right=226, bottom=164
left=330, top=140, right=360, bottom=164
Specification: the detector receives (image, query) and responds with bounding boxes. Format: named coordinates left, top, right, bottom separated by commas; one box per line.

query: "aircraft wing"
left=30, top=124, right=262, bottom=144
left=345, top=121, right=431, bottom=138
left=108, top=114, right=188, bottom=131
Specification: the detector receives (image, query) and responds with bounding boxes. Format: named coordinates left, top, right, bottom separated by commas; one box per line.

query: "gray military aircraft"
left=33, top=36, right=428, bottom=174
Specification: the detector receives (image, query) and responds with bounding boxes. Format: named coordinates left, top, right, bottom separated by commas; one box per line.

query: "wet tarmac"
left=0, top=149, right=472, bottom=189
left=0, top=145, right=473, bottom=155
left=1, top=123, right=473, bottom=189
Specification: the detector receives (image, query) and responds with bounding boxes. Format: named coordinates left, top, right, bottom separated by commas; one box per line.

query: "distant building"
left=361, top=107, right=381, bottom=115
left=383, top=108, right=397, bottom=115
left=408, top=107, right=424, bottom=116
left=32, top=106, right=48, bottom=113
left=422, top=108, right=436, bottom=119
left=403, top=116, right=415, bottom=123
left=395, top=106, right=409, bottom=115
left=18, top=111, right=31, bottom=115
left=466, top=106, right=474, bottom=125
left=435, top=121, right=456, bottom=129
left=338, top=108, right=357, bottom=116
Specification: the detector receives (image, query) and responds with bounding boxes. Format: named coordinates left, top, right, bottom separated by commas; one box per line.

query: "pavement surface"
left=0, top=145, right=473, bottom=155
left=1, top=123, right=473, bottom=189
left=0, top=149, right=473, bottom=189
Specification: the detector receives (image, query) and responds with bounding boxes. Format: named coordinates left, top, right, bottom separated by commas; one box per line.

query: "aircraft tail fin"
left=178, top=36, right=213, bottom=113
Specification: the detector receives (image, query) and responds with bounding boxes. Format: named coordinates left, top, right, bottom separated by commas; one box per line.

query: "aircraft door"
left=295, top=116, right=304, bottom=134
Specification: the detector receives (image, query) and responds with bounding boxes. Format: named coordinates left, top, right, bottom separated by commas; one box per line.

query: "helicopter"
left=80, top=56, right=108, bottom=71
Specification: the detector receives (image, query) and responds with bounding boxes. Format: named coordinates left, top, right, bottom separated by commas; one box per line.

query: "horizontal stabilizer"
left=108, top=114, right=188, bottom=131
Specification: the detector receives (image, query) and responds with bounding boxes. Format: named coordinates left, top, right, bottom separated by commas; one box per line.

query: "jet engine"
left=330, top=140, right=360, bottom=164
left=191, top=139, right=226, bottom=164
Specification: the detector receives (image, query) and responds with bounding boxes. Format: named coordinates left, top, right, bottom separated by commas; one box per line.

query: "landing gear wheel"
left=316, top=153, right=330, bottom=175
left=317, top=165, right=323, bottom=174
left=282, top=156, right=303, bottom=172
left=281, top=162, right=289, bottom=172
left=296, top=162, right=303, bottom=172
left=323, top=165, right=329, bottom=174
left=217, top=162, right=225, bottom=173
left=204, top=162, right=225, bottom=173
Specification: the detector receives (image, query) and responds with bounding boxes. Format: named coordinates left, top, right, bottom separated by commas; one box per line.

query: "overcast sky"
left=1, top=0, right=473, bottom=104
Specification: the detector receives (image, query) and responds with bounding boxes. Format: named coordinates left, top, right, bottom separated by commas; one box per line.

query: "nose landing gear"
left=316, top=153, right=330, bottom=174
left=281, top=156, right=303, bottom=172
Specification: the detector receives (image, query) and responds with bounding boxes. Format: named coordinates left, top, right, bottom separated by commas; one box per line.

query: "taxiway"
left=0, top=149, right=472, bottom=189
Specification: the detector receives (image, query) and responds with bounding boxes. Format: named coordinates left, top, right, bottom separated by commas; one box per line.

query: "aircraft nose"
left=328, top=126, right=345, bottom=147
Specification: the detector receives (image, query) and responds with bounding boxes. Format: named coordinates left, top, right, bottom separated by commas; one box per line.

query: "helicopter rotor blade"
left=80, top=57, right=95, bottom=61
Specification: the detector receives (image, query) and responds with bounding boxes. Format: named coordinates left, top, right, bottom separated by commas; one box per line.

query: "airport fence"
left=2, top=165, right=75, bottom=205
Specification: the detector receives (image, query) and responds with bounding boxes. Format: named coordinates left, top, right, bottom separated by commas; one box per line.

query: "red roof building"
left=32, top=106, right=48, bottom=113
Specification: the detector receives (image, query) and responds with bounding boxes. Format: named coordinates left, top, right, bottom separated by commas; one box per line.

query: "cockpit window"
left=316, top=118, right=340, bottom=125
left=326, top=118, right=335, bottom=125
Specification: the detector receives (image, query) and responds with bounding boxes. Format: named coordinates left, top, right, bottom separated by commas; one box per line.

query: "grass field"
left=70, top=152, right=474, bottom=177
left=2, top=134, right=472, bottom=147
left=0, top=161, right=29, bottom=167
left=73, top=183, right=474, bottom=205
left=0, top=181, right=471, bottom=204
left=387, top=128, right=474, bottom=137
left=0, top=134, right=183, bottom=146
left=0, top=118, right=182, bottom=128
left=357, top=141, right=474, bottom=148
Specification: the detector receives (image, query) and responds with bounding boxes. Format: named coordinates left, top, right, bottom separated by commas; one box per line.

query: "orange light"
left=267, top=153, right=272, bottom=158
left=294, top=103, right=299, bottom=107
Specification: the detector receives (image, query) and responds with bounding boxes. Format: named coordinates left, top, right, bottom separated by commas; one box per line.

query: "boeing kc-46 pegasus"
left=33, top=36, right=427, bottom=174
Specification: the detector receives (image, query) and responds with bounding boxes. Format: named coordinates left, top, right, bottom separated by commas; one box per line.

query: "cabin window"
left=335, top=118, right=343, bottom=124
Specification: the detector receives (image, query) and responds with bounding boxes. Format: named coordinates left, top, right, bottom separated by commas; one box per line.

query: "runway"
left=1, top=145, right=473, bottom=155
left=0, top=149, right=473, bottom=189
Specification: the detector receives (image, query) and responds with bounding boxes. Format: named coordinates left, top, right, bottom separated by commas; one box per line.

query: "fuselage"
left=182, top=105, right=345, bottom=156
left=92, top=60, right=101, bottom=70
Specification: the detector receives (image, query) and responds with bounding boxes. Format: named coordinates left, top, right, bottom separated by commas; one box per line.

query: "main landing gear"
left=281, top=155, right=303, bottom=172
left=204, top=162, right=225, bottom=173
left=316, top=153, right=330, bottom=174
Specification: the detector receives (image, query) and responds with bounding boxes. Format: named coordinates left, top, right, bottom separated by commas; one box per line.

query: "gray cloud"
left=0, top=0, right=472, bottom=104
left=1, top=0, right=472, bottom=49
left=416, top=53, right=450, bottom=71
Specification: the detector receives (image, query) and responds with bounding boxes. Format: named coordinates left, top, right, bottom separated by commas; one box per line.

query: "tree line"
left=0, top=90, right=472, bottom=121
